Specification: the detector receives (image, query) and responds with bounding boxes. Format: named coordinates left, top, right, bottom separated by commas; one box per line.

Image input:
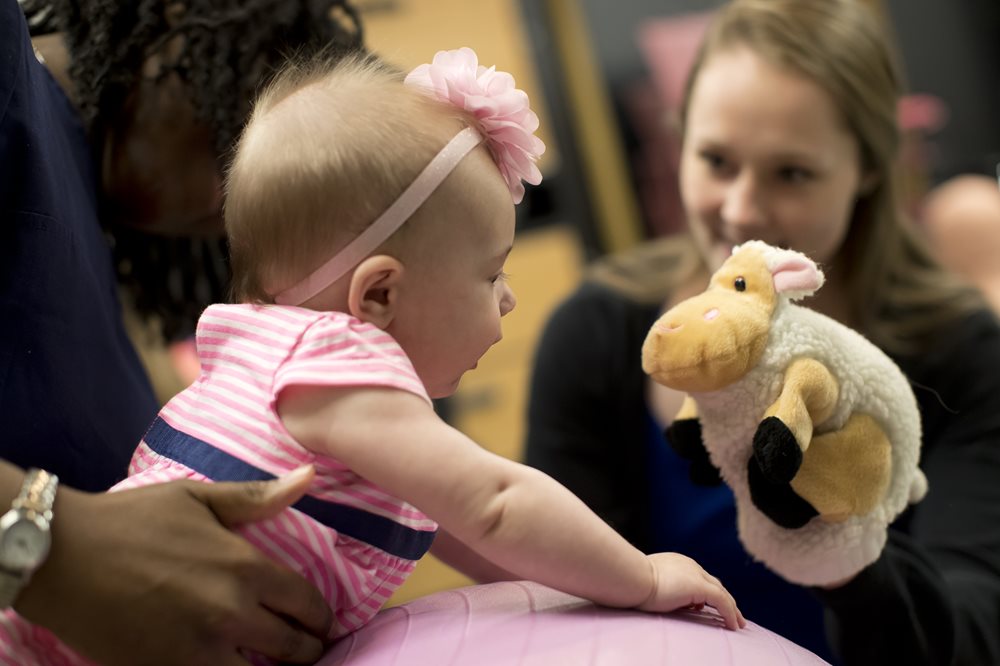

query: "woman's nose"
left=722, top=173, right=765, bottom=228
left=500, top=283, right=517, bottom=316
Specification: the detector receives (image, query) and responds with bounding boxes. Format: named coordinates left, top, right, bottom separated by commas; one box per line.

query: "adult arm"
left=4, top=462, right=333, bottom=666
left=815, top=310, right=1000, bottom=665
left=523, top=283, right=660, bottom=552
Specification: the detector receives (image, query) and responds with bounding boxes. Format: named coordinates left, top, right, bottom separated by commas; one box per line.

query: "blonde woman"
left=526, top=1, right=1000, bottom=663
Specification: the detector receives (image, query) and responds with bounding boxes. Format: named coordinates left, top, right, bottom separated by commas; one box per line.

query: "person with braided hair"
left=5, top=0, right=364, bottom=489
left=0, top=0, right=365, bottom=662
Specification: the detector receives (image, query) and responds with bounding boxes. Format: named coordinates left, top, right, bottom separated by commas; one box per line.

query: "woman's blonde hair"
left=598, top=0, right=981, bottom=353
left=225, top=53, right=473, bottom=303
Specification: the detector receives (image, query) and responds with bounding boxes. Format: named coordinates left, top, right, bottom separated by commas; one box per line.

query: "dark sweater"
left=0, top=0, right=158, bottom=491
left=526, top=280, right=1000, bottom=666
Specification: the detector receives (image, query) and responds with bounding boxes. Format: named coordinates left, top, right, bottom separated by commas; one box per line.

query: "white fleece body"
left=691, top=301, right=927, bottom=586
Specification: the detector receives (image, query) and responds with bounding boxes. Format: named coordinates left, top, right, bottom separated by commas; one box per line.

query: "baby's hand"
left=637, top=553, right=746, bottom=630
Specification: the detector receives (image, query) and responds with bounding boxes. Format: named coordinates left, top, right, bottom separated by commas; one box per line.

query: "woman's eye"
left=778, top=166, right=813, bottom=183
left=700, top=151, right=727, bottom=170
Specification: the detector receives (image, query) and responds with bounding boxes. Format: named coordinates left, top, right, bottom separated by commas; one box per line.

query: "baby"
left=0, top=49, right=743, bottom=664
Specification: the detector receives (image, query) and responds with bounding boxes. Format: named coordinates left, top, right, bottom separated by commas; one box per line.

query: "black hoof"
left=665, top=418, right=704, bottom=460
left=689, top=458, right=723, bottom=487
left=748, top=456, right=818, bottom=529
left=753, top=416, right=803, bottom=483
left=664, top=420, right=722, bottom=487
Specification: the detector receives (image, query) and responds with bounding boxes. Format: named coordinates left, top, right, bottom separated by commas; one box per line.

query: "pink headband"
left=274, top=127, right=482, bottom=306
left=271, top=47, right=545, bottom=307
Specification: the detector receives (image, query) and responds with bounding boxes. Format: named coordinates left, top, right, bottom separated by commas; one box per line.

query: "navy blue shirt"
left=1, top=0, right=158, bottom=491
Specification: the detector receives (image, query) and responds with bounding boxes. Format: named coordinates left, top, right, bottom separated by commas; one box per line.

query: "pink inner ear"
left=772, top=258, right=820, bottom=294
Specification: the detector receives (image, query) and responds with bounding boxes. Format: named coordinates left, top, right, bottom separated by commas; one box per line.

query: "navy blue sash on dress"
left=143, top=417, right=436, bottom=561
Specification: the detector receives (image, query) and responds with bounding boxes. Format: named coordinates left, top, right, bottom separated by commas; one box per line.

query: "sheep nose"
left=704, top=308, right=720, bottom=321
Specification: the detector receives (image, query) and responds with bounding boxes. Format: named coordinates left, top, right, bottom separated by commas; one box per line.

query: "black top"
left=526, top=279, right=1000, bottom=666
left=0, top=0, right=158, bottom=491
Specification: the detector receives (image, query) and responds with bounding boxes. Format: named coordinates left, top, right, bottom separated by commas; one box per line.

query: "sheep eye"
left=734, top=277, right=747, bottom=292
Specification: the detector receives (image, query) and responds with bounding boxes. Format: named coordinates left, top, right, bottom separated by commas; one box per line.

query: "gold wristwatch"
left=0, top=469, right=59, bottom=608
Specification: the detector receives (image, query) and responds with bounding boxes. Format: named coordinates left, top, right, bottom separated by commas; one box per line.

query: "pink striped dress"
left=0, top=305, right=438, bottom=665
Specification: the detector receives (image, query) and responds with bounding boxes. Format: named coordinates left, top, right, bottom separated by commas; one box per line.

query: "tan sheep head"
left=641, top=242, right=824, bottom=393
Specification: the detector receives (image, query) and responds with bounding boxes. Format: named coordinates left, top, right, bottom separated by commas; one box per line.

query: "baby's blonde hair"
left=225, top=53, right=474, bottom=303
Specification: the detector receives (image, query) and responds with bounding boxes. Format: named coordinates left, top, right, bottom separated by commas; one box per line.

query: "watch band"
left=0, top=469, right=59, bottom=608
left=13, top=469, right=58, bottom=520
left=0, top=571, right=25, bottom=607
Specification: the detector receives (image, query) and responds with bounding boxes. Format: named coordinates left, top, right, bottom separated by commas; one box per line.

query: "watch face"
left=0, top=521, right=48, bottom=570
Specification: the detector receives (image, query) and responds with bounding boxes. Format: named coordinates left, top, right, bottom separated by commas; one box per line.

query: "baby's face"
left=388, top=147, right=516, bottom=398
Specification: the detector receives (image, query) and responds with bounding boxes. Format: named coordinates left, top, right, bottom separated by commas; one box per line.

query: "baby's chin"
left=427, top=375, right=465, bottom=400
left=426, top=351, right=493, bottom=399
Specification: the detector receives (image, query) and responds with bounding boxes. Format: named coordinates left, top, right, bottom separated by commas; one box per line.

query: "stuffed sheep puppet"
left=641, top=240, right=928, bottom=586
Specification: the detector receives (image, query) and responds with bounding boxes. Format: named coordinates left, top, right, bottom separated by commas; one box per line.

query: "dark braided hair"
left=21, top=0, right=364, bottom=341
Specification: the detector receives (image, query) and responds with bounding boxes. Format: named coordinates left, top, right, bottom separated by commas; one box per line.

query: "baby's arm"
left=279, top=385, right=744, bottom=629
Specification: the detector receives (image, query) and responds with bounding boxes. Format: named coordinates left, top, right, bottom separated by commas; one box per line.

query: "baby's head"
left=226, top=54, right=459, bottom=303
left=225, top=49, right=543, bottom=397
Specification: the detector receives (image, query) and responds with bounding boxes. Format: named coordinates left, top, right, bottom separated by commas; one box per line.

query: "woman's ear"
left=347, top=255, right=404, bottom=328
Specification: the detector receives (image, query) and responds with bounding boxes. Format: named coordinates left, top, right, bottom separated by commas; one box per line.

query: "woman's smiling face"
left=680, top=47, right=869, bottom=271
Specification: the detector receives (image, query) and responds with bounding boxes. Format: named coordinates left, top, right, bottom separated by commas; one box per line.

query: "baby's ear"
left=348, top=255, right=404, bottom=328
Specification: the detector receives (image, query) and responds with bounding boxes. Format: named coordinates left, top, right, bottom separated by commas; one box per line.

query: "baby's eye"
left=492, top=271, right=510, bottom=284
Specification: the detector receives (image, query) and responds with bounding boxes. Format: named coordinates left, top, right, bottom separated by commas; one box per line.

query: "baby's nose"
left=500, top=285, right=517, bottom=316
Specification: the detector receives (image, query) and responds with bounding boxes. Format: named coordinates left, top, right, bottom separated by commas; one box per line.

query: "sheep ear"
left=772, top=254, right=824, bottom=300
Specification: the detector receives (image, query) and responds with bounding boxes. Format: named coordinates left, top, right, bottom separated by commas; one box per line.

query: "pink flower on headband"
left=405, top=47, right=545, bottom=204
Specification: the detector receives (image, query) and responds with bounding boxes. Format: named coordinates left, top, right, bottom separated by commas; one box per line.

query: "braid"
left=42, top=0, right=364, bottom=340
left=17, top=0, right=59, bottom=33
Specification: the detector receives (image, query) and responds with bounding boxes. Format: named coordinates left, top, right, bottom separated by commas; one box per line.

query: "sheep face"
left=642, top=247, right=777, bottom=393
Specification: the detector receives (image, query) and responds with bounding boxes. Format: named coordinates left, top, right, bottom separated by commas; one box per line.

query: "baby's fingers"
left=702, top=581, right=745, bottom=630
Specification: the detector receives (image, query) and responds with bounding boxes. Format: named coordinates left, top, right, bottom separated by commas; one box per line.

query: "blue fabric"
left=645, top=413, right=836, bottom=664
left=144, top=417, right=437, bottom=560
left=0, top=0, right=158, bottom=491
